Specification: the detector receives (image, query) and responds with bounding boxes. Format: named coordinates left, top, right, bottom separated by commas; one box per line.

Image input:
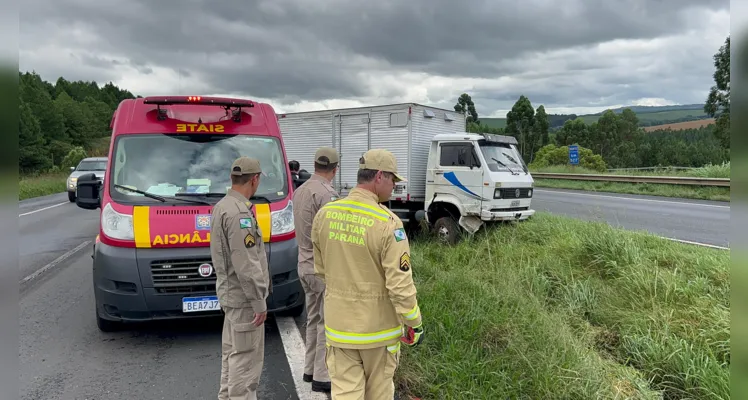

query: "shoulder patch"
left=244, top=232, right=256, bottom=248
left=393, top=228, right=407, bottom=242
left=239, top=217, right=253, bottom=229
left=399, top=252, right=410, bottom=272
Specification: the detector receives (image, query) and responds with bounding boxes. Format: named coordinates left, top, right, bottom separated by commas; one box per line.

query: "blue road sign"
left=569, top=145, right=579, bottom=165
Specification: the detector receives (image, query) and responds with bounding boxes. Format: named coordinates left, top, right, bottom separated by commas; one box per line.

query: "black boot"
left=303, top=374, right=313, bottom=383
left=312, top=380, right=331, bottom=392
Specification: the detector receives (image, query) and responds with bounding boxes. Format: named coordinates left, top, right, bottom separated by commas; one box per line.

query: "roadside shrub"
left=530, top=144, right=607, bottom=171
left=61, top=146, right=88, bottom=170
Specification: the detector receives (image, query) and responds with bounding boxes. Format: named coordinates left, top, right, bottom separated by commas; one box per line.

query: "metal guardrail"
left=531, top=173, right=730, bottom=187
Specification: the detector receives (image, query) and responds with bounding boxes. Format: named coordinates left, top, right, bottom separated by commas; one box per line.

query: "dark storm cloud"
left=18, top=0, right=730, bottom=112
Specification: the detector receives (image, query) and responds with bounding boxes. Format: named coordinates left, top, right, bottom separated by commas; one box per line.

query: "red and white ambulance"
left=75, top=96, right=303, bottom=331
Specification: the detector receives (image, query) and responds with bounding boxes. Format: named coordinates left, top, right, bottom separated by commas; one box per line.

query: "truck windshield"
left=108, top=134, right=289, bottom=204
left=77, top=160, right=107, bottom=171
left=479, top=142, right=528, bottom=174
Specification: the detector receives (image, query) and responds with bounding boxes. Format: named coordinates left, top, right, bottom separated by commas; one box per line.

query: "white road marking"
left=276, top=316, right=329, bottom=400
left=21, top=240, right=91, bottom=284
left=19, top=201, right=68, bottom=217
left=661, top=237, right=729, bottom=250
left=533, top=189, right=730, bottom=209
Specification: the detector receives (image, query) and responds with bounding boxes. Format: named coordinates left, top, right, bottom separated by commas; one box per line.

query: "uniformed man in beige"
left=311, top=149, right=424, bottom=400
left=211, top=156, right=271, bottom=400
left=292, top=147, right=340, bottom=393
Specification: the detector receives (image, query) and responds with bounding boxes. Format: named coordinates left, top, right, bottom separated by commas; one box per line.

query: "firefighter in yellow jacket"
left=311, top=149, right=424, bottom=399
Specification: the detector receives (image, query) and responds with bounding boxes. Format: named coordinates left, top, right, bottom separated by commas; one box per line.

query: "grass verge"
left=529, top=163, right=730, bottom=201
left=533, top=179, right=730, bottom=202
left=530, top=162, right=730, bottom=179
left=19, top=172, right=68, bottom=201
left=397, top=212, right=729, bottom=400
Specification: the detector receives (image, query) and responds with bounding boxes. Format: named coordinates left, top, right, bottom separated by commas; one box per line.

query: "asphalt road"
left=19, top=194, right=327, bottom=400
left=18, top=188, right=730, bottom=399
left=532, top=188, right=730, bottom=248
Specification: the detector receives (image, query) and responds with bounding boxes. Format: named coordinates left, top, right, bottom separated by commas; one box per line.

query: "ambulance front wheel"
left=96, top=307, right=122, bottom=333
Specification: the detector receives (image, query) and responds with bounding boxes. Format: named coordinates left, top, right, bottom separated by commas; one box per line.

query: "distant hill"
left=480, top=104, right=711, bottom=130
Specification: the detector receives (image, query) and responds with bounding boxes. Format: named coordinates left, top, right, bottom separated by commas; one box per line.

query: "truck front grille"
left=498, top=188, right=532, bottom=199
left=150, top=258, right=216, bottom=294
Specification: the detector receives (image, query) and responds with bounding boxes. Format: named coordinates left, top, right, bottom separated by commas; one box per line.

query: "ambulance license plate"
left=182, top=296, right=220, bottom=313
left=510, top=200, right=520, bottom=207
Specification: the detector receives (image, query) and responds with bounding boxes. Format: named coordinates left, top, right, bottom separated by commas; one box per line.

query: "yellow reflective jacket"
left=311, top=187, right=422, bottom=350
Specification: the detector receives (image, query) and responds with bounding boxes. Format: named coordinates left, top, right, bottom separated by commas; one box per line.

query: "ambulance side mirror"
left=75, top=173, right=101, bottom=210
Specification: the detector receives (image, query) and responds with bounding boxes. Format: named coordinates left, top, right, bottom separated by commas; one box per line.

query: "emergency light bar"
left=143, top=96, right=255, bottom=108
left=144, top=96, right=254, bottom=122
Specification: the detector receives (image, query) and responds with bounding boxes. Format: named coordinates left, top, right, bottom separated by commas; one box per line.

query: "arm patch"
left=239, top=218, right=253, bottom=229
left=399, top=252, right=411, bottom=272
left=394, top=228, right=407, bottom=242
left=244, top=233, right=256, bottom=248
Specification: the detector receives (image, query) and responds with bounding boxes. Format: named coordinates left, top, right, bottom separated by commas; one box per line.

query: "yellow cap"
left=358, top=149, right=406, bottom=182
left=314, top=147, right=340, bottom=166
left=230, top=156, right=261, bottom=176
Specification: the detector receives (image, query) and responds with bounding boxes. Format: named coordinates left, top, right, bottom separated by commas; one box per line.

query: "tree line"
left=19, top=71, right=136, bottom=174
left=452, top=35, right=730, bottom=170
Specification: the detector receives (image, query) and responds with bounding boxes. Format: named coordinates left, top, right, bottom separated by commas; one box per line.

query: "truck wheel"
left=68, top=191, right=76, bottom=202
left=433, top=216, right=461, bottom=245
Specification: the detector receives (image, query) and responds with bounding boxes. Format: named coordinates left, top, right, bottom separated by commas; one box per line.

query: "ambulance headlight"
left=271, top=201, right=294, bottom=236
left=101, top=202, right=134, bottom=241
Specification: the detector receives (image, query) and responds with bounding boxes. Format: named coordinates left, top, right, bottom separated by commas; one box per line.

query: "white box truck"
left=278, top=103, right=535, bottom=243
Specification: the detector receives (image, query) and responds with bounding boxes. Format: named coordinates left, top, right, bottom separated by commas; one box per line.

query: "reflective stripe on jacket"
left=311, top=188, right=422, bottom=349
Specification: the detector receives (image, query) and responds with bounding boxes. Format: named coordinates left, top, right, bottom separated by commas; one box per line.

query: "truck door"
left=335, top=113, right=370, bottom=195
left=432, top=142, right=485, bottom=213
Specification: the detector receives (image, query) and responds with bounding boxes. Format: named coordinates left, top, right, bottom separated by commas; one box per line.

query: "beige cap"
left=359, top=149, right=406, bottom=182
left=230, top=156, right=261, bottom=176
left=314, top=147, right=339, bottom=166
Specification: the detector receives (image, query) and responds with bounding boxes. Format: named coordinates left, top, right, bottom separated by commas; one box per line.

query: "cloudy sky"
left=18, top=0, right=731, bottom=118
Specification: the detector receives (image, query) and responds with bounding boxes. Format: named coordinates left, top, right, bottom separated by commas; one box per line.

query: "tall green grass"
left=531, top=162, right=730, bottom=178
left=19, top=172, right=68, bottom=200
left=396, top=213, right=729, bottom=399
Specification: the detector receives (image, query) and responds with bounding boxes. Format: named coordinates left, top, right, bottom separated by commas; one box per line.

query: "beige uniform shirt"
left=311, top=188, right=422, bottom=349
left=210, top=189, right=270, bottom=313
left=292, top=174, right=338, bottom=276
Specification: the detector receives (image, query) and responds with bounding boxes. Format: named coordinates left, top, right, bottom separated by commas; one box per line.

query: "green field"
left=396, top=213, right=729, bottom=399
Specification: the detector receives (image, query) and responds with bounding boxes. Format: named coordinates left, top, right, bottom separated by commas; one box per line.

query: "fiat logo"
left=515, top=189, right=520, bottom=198
left=198, top=263, right=213, bottom=278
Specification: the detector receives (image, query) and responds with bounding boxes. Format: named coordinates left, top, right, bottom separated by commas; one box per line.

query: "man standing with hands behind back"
left=211, top=156, right=271, bottom=400
left=292, top=147, right=340, bottom=393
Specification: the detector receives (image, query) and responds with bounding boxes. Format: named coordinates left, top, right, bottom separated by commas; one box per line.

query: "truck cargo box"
left=278, top=103, right=467, bottom=201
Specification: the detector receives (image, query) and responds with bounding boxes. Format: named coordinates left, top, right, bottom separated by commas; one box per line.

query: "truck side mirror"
left=75, top=173, right=102, bottom=210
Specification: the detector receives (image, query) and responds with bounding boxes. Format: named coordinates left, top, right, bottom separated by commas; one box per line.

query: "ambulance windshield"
left=108, top=134, right=289, bottom=204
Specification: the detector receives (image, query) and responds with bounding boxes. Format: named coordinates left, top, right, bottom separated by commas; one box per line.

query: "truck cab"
left=75, top=95, right=304, bottom=332
left=422, top=132, right=535, bottom=243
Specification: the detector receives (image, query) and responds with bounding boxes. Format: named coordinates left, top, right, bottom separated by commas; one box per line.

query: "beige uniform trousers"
left=325, top=342, right=400, bottom=400
left=300, top=273, right=329, bottom=382
left=218, top=307, right=265, bottom=400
